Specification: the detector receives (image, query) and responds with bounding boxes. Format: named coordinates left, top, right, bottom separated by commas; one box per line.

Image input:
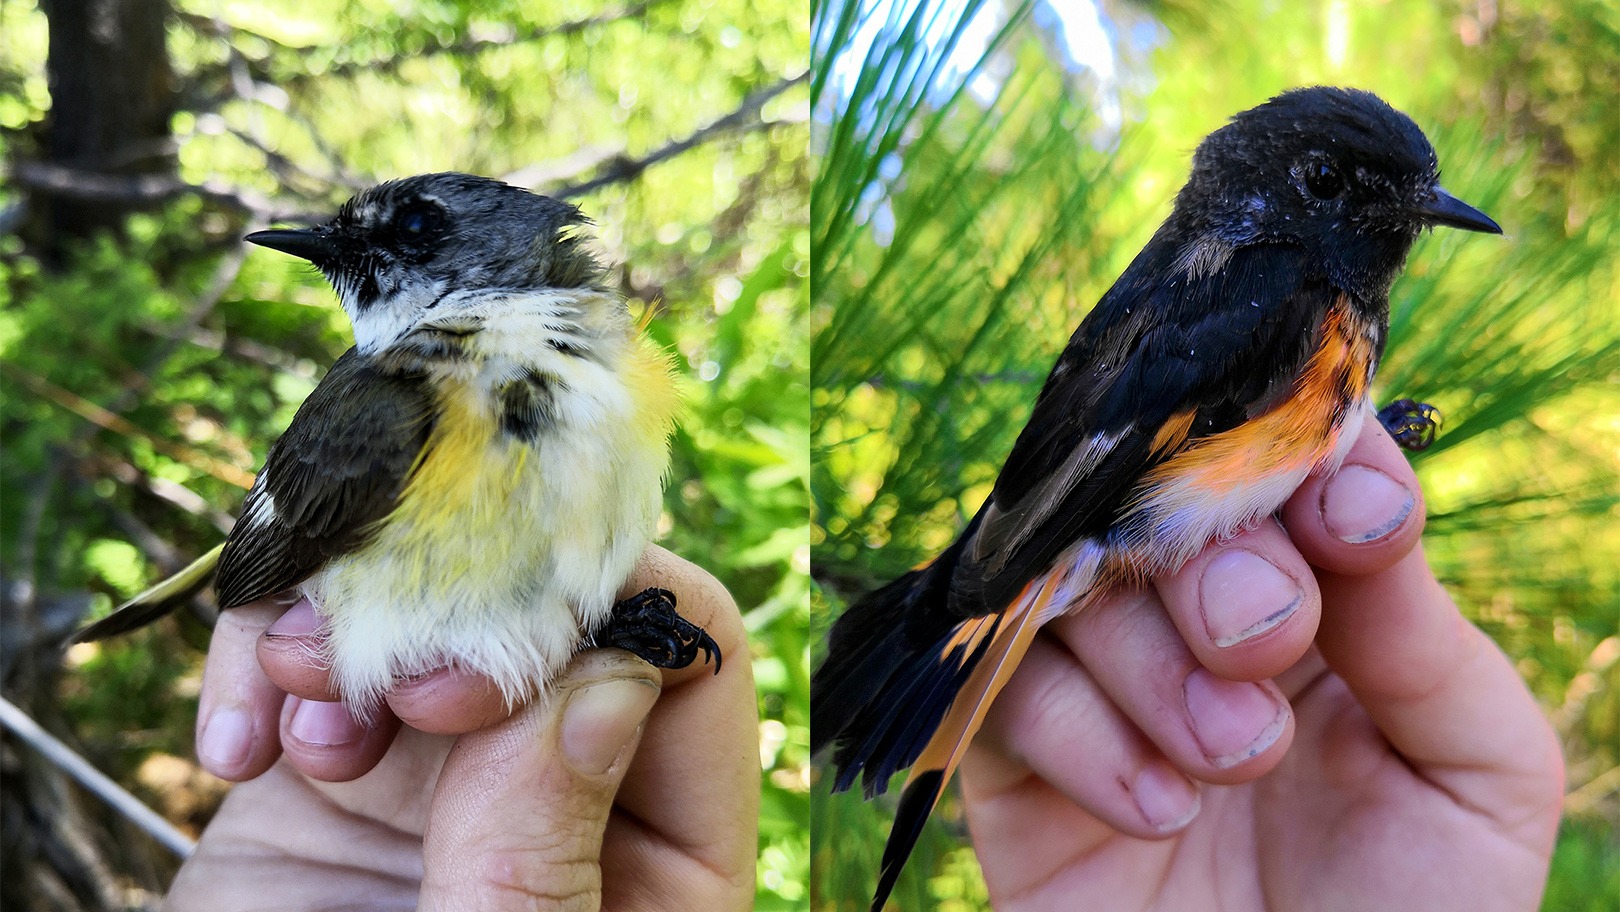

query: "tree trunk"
left=35, top=0, right=174, bottom=263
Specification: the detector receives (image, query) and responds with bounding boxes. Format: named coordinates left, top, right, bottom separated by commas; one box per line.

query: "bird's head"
left=248, top=173, right=601, bottom=352
left=1172, top=87, right=1500, bottom=299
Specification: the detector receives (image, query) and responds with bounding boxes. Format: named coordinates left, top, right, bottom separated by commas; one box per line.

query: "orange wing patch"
left=1151, top=409, right=1197, bottom=455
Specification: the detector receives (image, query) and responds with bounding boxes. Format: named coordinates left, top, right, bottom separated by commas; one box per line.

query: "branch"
left=0, top=362, right=256, bottom=490
left=176, top=1, right=672, bottom=88
left=7, top=160, right=280, bottom=219
left=0, top=697, right=196, bottom=860
left=545, top=71, right=809, bottom=199
left=223, top=125, right=367, bottom=194
left=84, top=452, right=235, bottom=535
left=60, top=245, right=249, bottom=458
left=160, top=322, right=321, bottom=379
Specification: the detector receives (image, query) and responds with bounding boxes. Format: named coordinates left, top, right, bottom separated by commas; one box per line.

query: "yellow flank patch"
left=623, top=335, right=681, bottom=452
left=369, top=379, right=539, bottom=601
left=511, top=441, right=530, bottom=481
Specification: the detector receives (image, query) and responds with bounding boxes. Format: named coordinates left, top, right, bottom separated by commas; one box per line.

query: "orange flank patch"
left=1140, top=303, right=1374, bottom=492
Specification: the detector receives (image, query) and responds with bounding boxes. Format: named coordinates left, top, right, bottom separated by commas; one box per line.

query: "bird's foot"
left=1377, top=398, right=1442, bottom=452
left=596, top=587, right=721, bottom=674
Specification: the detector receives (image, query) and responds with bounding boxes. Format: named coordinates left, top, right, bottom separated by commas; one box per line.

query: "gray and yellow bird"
left=74, top=172, right=719, bottom=707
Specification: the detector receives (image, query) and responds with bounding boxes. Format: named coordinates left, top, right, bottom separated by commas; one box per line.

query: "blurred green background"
left=811, top=0, right=1618, bottom=909
left=1, top=1, right=808, bottom=909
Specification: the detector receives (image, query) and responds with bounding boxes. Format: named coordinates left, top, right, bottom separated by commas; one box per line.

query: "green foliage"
left=3, top=1, right=808, bottom=906
left=1546, top=819, right=1620, bottom=912
left=810, top=0, right=1618, bottom=909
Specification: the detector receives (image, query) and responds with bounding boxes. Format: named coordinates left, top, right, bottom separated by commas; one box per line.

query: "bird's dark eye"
left=394, top=203, right=442, bottom=239
left=1304, top=161, right=1345, bottom=200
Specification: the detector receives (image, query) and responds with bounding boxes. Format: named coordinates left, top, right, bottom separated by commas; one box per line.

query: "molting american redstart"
left=812, top=87, right=1502, bottom=909
left=73, top=172, right=720, bottom=708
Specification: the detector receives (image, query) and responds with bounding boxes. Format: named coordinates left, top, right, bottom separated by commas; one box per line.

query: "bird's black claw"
left=1377, top=398, right=1442, bottom=452
left=596, top=587, right=722, bottom=674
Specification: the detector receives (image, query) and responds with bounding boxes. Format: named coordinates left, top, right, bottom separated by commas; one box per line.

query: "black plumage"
left=497, top=370, right=563, bottom=443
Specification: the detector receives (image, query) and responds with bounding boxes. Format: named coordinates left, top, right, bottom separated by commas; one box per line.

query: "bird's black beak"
left=1414, top=187, right=1502, bottom=234
left=245, top=226, right=340, bottom=263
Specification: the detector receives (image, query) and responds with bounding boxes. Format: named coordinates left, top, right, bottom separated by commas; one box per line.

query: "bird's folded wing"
left=215, top=348, right=436, bottom=608
left=954, top=239, right=1329, bottom=614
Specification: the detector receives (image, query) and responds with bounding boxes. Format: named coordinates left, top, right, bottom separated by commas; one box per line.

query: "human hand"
left=168, top=545, right=758, bottom=911
left=958, top=416, right=1564, bottom=910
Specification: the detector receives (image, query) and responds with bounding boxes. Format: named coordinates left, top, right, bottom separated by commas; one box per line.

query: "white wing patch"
left=240, top=484, right=278, bottom=529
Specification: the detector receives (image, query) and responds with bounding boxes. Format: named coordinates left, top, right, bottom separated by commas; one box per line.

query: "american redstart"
left=73, top=173, right=720, bottom=709
left=812, top=87, right=1501, bottom=909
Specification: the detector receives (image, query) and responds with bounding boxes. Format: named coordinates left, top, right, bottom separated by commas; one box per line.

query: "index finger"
left=1289, top=422, right=1564, bottom=846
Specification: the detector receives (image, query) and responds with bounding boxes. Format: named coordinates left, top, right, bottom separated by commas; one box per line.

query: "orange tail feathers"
left=868, top=572, right=1059, bottom=911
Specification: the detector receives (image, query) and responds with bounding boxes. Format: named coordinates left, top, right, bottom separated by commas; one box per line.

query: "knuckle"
left=467, top=840, right=602, bottom=912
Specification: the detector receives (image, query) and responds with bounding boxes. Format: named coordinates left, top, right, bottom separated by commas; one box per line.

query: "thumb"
left=419, top=650, right=661, bottom=912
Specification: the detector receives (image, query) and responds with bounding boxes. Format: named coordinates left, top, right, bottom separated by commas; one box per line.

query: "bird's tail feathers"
left=812, top=530, right=979, bottom=794
left=864, top=572, right=1054, bottom=911
left=815, top=527, right=1106, bottom=910
left=69, top=544, right=224, bottom=643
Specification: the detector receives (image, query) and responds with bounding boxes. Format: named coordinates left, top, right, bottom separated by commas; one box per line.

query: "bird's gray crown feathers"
left=324, top=172, right=603, bottom=310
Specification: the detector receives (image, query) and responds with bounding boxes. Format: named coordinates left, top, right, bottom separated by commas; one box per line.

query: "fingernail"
left=197, top=707, right=252, bottom=773
left=1131, top=760, right=1201, bottom=833
left=264, top=598, right=319, bottom=638
left=561, top=677, right=660, bottom=776
left=1321, top=464, right=1415, bottom=544
left=1182, top=668, right=1287, bottom=768
left=1199, top=549, right=1302, bottom=647
left=288, top=698, right=361, bottom=747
